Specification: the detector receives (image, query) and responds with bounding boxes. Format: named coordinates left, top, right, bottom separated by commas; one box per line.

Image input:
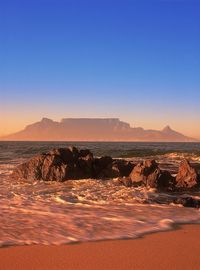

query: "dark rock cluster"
left=120, top=158, right=199, bottom=191
left=12, top=146, right=134, bottom=182
left=11, top=147, right=200, bottom=208
left=12, top=147, right=200, bottom=192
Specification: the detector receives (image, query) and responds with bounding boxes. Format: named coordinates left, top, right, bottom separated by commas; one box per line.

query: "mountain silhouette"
left=1, top=118, right=197, bottom=142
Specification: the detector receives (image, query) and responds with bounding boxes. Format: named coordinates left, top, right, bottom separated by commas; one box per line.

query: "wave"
left=0, top=199, right=200, bottom=247
left=0, top=177, right=200, bottom=247
left=0, top=142, right=200, bottom=247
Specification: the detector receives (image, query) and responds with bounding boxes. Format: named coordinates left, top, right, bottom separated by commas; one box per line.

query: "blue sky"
left=0, top=0, right=200, bottom=138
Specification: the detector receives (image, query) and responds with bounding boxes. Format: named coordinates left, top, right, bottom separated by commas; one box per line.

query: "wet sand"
left=0, top=224, right=200, bottom=270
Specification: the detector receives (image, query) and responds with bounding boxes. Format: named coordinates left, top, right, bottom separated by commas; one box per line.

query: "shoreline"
left=1, top=224, right=200, bottom=270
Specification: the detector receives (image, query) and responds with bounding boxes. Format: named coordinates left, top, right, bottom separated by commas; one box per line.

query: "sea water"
left=0, top=141, right=200, bottom=247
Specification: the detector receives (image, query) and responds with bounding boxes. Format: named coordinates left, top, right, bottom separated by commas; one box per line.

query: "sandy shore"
left=0, top=224, right=200, bottom=270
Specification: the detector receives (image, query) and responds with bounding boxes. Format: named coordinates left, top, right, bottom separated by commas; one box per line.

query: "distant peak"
left=162, top=125, right=172, bottom=132
left=41, top=117, right=53, bottom=123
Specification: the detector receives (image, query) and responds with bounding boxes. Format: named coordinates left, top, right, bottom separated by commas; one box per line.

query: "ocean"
left=0, top=141, right=200, bottom=247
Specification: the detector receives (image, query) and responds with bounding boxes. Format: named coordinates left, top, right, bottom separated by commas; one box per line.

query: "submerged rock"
left=174, top=197, right=200, bottom=208
left=176, top=159, right=199, bottom=189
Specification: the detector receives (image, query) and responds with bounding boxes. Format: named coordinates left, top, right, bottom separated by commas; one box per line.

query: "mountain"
left=1, top=118, right=197, bottom=142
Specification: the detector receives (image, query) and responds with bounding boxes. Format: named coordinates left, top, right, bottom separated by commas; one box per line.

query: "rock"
left=12, top=154, right=46, bottom=181
left=93, top=158, right=134, bottom=179
left=40, top=153, right=67, bottom=181
left=12, top=147, right=199, bottom=190
left=118, top=177, right=132, bottom=187
left=176, top=159, right=199, bottom=189
left=113, top=160, right=134, bottom=177
left=193, top=163, right=200, bottom=175
left=157, top=171, right=175, bottom=191
left=12, top=147, right=95, bottom=181
left=174, top=197, right=200, bottom=208
left=129, top=160, right=160, bottom=188
left=12, top=147, right=134, bottom=181
left=93, top=156, right=113, bottom=178
left=79, top=149, right=94, bottom=160
left=100, top=162, right=121, bottom=178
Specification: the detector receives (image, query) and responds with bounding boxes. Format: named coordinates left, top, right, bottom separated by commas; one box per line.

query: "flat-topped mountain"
left=1, top=118, right=197, bottom=142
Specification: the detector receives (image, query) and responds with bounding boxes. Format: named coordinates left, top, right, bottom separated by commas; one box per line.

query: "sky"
left=0, top=0, right=200, bottom=139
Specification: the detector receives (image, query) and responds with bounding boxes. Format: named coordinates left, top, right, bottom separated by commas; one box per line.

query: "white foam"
left=159, top=219, right=174, bottom=229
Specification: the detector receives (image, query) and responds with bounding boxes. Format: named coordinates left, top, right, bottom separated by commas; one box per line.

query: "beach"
left=0, top=224, right=200, bottom=270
